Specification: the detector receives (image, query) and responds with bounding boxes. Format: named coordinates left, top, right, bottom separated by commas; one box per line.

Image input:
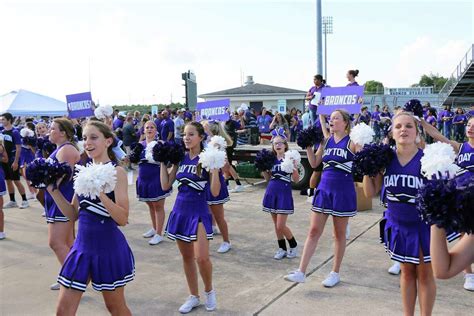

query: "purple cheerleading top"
left=307, top=84, right=325, bottom=110
left=175, top=153, right=209, bottom=200
left=382, top=149, right=425, bottom=222
left=456, top=142, right=474, bottom=176
left=347, top=81, right=359, bottom=86
left=322, top=135, right=354, bottom=174
left=270, top=158, right=291, bottom=183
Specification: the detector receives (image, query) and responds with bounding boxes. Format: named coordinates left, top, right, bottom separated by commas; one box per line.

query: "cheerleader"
left=421, top=115, right=474, bottom=291
left=0, top=139, right=8, bottom=240
left=161, top=122, right=220, bottom=313
left=35, top=122, right=52, bottom=209
left=285, top=110, right=358, bottom=287
left=202, top=120, right=232, bottom=253
left=262, top=128, right=299, bottom=260
left=431, top=231, right=474, bottom=279
left=364, top=112, right=436, bottom=315
left=45, top=118, right=80, bottom=290
left=137, top=121, right=171, bottom=245
left=19, top=122, right=37, bottom=200
left=46, top=120, right=134, bottom=315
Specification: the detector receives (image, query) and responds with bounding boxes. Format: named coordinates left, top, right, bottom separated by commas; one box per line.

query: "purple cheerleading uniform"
left=262, top=158, right=294, bottom=214
left=19, top=145, right=35, bottom=168
left=136, top=141, right=171, bottom=202
left=165, top=153, right=213, bottom=242
left=207, top=172, right=229, bottom=205
left=44, top=143, right=75, bottom=223
left=381, top=149, right=430, bottom=264
left=58, top=191, right=135, bottom=292
left=312, top=135, right=357, bottom=217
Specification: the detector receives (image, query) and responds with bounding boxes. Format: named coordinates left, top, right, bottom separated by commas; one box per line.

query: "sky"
left=0, top=0, right=472, bottom=105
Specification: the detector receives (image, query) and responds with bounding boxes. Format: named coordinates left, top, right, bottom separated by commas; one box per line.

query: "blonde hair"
left=204, top=120, right=233, bottom=147
left=392, top=111, right=421, bottom=135
left=333, top=109, right=352, bottom=134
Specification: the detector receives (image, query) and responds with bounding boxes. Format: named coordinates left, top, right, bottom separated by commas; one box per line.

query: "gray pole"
left=316, top=0, right=323, bottom=75
left=324, top=31, right=328, bottom=81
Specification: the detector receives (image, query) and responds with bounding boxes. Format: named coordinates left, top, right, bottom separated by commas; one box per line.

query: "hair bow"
left=271, top=127, right=287, bottom=139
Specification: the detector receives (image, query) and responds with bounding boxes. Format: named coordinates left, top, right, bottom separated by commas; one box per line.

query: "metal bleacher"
left=438, top=44, right=474, bottom=107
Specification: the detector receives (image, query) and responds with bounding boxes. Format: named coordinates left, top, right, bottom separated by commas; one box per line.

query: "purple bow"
left=271, top=127, right=287, bottom=139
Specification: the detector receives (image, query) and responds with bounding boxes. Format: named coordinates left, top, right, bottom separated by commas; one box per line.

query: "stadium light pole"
left=316, top=0, right=323, bottom=75
left=322, top=16, right=333, bottom=82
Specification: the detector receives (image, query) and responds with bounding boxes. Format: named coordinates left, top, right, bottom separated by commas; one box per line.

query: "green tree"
left=411, top=73, right=448, bottom=92
left=364, top=80, right=384, bottom=94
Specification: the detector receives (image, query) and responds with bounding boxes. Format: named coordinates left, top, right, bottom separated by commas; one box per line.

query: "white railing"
left=439, top=44, right=474, bottom=97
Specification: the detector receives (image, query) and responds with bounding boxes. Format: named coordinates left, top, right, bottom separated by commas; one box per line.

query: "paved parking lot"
left=0, top=176, right=472, bottom=315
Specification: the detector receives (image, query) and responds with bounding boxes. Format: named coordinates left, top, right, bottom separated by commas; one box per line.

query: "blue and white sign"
left=66, top=92, right=94, bottom=118
left=196, top=99, right=230, bottom=121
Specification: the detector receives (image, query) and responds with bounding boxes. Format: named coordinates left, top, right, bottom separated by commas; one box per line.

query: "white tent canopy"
left=0, top=89, right=68, bottom=116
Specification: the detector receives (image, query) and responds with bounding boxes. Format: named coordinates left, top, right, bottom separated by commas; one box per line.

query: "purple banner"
left=66, top=92, right=95, bottom=118
left=317, top=86, right=364, bottom=115
left=196, top=99, right=230, bottom=121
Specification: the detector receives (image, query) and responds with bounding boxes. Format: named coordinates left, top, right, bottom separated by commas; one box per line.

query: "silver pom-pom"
left=350, top=123, right=374, bottom=146
left=20, top=127, right=35, bottom=138
left=199, top=146, right=226, bottom=171
left=73, top=162, right=117, bottom=199
left=208, top=135, right=227, bottom=151
left=280, top=150, right=301, bottom=173
left=94, top=105, right=114, bottom=120
left=145, top=141, right=158, bottom=163
left=421, top=142, right=460, bottom=180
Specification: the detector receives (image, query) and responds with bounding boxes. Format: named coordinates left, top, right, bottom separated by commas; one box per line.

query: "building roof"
left=199, top=83, right=306, bottom=98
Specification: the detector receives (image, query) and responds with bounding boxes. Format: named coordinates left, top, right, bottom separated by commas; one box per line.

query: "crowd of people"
left=0, top=70, right=472, bottom=315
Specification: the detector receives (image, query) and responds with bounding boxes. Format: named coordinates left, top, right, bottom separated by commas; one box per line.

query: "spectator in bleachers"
left=422, top=102, right=431, bottom=120
left=453, top=107, right=467, bottom=142
left=356, top=106, right=371, bottom=125
left=425, top=108, right=437, bottom=144
left=441, top=105, right=454, bottom=139
left=160, top=110, right=174, bottom=142
left=371, top=105, right=381, bottom=142
left=236, top=107, right=257, bottom=145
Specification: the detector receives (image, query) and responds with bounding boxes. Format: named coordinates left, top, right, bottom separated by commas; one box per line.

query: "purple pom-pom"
left=22, top=136, right=37, bottom=147
left=417, top=174, right=474, bottom=234
left=25, top=158, right=72, bottom=189
left=36, top=137, right=45, bottom=151
left=129, top=143, right=144, bottom=164
left=403, top=99, right=423, bottom=118
left=167, top=142, right=185, bottom=164
left=152, top=141, right=169, bottom=163
left=297, top=125, right=324, bottom=149
left=352, top=144, right=395, bottom=178
left=255, top=149, right=276, bottom=172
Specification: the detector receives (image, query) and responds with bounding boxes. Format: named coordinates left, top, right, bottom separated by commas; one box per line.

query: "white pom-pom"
left=94, top=105, right=114, bottom=120
left=199, top=147, right=226, bottom=171
left=76, top=141, right=84, bottom=155
left=350, top=123, right=374, bottom=146
left=421, top=142, right=460, bottom=179
left=280, top=150, right=301, bottom=173
left=208, top=135, right=227, bottom=151
left=74, top=162, right=117, bottom=199
left=20, top=128, right=35, bottom=138
left=145, top=141, right=157, bottom=163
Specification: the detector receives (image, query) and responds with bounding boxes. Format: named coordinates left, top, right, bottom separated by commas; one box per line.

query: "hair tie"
left=271, top=127, right=287, bottom=140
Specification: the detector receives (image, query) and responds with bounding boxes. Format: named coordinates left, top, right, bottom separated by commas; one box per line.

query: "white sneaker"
left=284, top=270, right=305, bottom=283
left=50, top=282, right=60, bottom=290
left=346, top=223, right=351, bottom=240
left=148, top=234, right=163, bottom=245
left=27, top=193, right=36, bottom=200
left=388, top=261, right=401, bottom=275
left=204, top=289, right=217, bottom=311
left=274, top=248, right=287, bottom=260
left=3, top=201, right=18, bottom=209
left=0, top=232, right=5, bottom=240
left=19, top=200, right=29, bottom=209
left=287, top=246, right=298, bottom=259
left=217, top=242, right=231, bottom=253
left=463, top=273, right=474, bottom=291
left=322, top=271, right=340, bottom=288
left=41, top=211, right=46, bottom=217
left=142, top=228, right=156, bottom=238
left=212, top=226, right=220, bottom=235
left=229, top=185, right=244, bottom=193
left=178, top=295, right=200, bottom=314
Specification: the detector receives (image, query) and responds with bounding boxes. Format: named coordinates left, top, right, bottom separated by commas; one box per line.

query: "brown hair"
left=53, top=118, right=78, bottom=150
left=348, top=69, right=359, bottom=77
left=204, top=120, right=233, bottom=147
left=84, top=120, right=117, bottom=162
left=333, top=109, right=352, bottom=134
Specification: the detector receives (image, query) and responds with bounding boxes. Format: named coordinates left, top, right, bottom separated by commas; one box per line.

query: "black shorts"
left=226, top=147, right=235, bottom=164
left=2, top=162, right=20, bottom=181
